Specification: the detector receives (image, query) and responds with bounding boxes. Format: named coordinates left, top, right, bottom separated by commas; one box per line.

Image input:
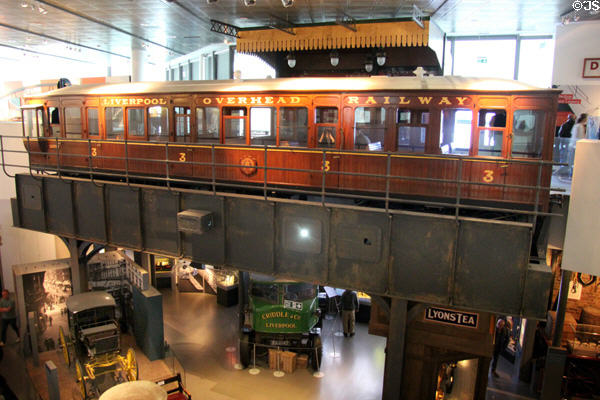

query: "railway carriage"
left=20, top=76, right=559, bottom=211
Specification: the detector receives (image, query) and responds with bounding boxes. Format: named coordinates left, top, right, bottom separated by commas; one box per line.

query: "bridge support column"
left=382, top=299, right=407, bottom=400
left=67, top=238, right=87, bottom=294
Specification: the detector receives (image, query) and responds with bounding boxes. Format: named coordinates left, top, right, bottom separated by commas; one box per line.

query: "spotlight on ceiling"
left=287, top=53, right=296, bottom=68
left=244, top=0, right=256, bottom=5
left=376, top=50, right=386, bottom=66
left=206, top=0, right=218, bottom=3
left=330, top=50, right=339, bottom=67
left=20, top=2, right=28, bottom=7
left=365, top=58, right=373, bottom=73
left=281, top=0, right=294, bottom=7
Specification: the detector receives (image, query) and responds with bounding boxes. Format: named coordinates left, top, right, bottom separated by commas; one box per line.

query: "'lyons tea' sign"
left=425, top=307, right=479, bottom=329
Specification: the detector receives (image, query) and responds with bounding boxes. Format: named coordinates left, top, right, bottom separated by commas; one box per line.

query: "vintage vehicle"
left=240, top=274, right=322, bottom=370
left=59, top=291, right=137, bottom=399
left=19, top=76, right=558, bottom=212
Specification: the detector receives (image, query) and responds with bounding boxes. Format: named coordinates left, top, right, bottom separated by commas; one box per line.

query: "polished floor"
left=161, top=289, right=387, bottom=400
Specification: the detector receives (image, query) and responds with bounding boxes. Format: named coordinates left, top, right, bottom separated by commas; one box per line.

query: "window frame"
left=278, top=106, right=309, bottom=148
left=125, top=107, right=147, bottom=140
left=394, top=107, right=430, bottom=154
left=475, top=107, right=508, bottom=158
left=223, top=106, right=248, bottom=145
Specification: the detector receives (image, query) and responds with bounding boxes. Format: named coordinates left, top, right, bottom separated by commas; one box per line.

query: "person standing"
left=0, top=290, right=20, bottom=346
left=341, top=289, right=359, bottom=337
left=491, top=318, right=511, bottom=377
left=572, top=113, right=588, bottom=140
left=558, top=114, right=576, bottom=138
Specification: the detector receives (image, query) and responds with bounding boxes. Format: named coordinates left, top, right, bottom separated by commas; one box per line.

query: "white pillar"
left=131, top=47, right=144, bottom=82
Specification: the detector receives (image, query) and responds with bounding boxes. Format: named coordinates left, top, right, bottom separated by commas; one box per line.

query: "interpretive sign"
left=424, top=307, right=479, bottom=329
left=582, top=58, right=600, bottom=78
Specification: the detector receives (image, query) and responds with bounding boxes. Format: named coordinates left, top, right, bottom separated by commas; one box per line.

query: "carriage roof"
left=26, top=76, right=558, bottom=99
left=66, top=291, right=116, bottom=314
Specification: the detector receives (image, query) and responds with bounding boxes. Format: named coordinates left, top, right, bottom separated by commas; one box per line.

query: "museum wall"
left=0, top=121, right=67, bottom=292
left=553, top=20, right=600, bottom=87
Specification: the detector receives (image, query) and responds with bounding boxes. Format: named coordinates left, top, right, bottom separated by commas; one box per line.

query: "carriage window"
left=224, top=107, right=246, bottom=144
left=512, top=110, right=545, bottom=158
left=47, top=107, right=61, bottom=137
left=279, top=107, right=308, bottom=147
left=440, top=109, right=473, bottom=155
left=478, top=130, right=503, bottom=156
left=105, top=107, right=124, bottom=138
left=315, top=107, right=338, bottom=124
left=284, top=283, right=316, bottom=301
left=354, top=107, right=385, bottom=151
left=250, top=107, right=276, bottom=146
left=148, top=106, right=169, bottom=141
left=23, top=109, right=35, bottom=137
left=477, top=109, right=505, bottom=156
left=87, top=108, right=99, bottom=136
left=478, top=109, right=506, bottom=128
left=196, top=107, right=219, bottom=143
left=127, top=108, right=145, bottom=137
left=396, top=109, right=429, bottom=153
left=64, top=107, right=82, bottom=138
left=251, top=283, right=279, bottom=304
left=175, top=106, right=191, bottom=142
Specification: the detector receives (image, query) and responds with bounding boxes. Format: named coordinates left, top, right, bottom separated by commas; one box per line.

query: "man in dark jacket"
left=491, top=318, right=511, bottom=377
left=341, top=289, right=359, bottom=337
left=558, top=114, right=576, bottom=138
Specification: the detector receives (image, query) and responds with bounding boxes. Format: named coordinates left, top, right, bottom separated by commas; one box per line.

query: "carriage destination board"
left=424, top=307, right=479, bottom=329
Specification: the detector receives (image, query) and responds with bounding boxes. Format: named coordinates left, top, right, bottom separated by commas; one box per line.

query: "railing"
left=0, top=134, right=568, bottom=220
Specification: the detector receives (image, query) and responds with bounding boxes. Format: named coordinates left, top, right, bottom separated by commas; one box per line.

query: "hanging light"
left=281, top=0, right=294, bottom=7
left=365, top=58, right=373, bottom=73
left=330, top=50, right=339, bottom=67
left=376, top=50, right=386, bottom=66
left=287, top=53, right=296, bottom=68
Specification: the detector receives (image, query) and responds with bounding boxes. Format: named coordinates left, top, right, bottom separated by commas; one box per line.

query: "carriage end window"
left=65, top=107, right=82, bottom=138
left=148, top=106, right=169, bottom=141
left=127, top=108, right=145, bottom=137
left=87, top=108, right=99, bottom=136
left=105, top=107, right=124, bottom=139
left=250, top=107, right=276, bottom=146
left=47, top=107, right=61, bottom=137
left=354, top=107, right=386, bottom=151
left=175, top=106, right=191, bottom=142
left=396, top=109, right=429, bottom=153
left=23, top=109, right=35, bottom=137
left=440, top=109, right=473, bottom=155
left=279, top=107, right=308, bottom=147
left=512, top=110, right=545, bottom=158
left=196, top=107, right=220, bottom=143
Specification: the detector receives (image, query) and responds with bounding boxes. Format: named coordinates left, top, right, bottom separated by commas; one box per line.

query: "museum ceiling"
left=0, top=0, right=593, bottom=64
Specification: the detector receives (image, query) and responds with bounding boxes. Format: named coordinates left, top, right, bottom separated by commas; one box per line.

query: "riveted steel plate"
left=106, top=186, right=141, bottom=249
left=181, top=193, right=225, bottom=265
left=142, top=189, right=179, bottom=255
left=329, top=208, right=388, bottom=293
left=522, top=263, right=553, bottom=319
left=276, top=203, right=329, bottom=282
left=454, top=219, right=530, bottom=315
left=44, top=179, right=74, bottom=235
left=74, top=181, right=106, bottom=242
left=226, top=197, right=274, bottom=274
left=390, top=213, right=456, bottom=304
left=16, top=175, right=45, bottom=232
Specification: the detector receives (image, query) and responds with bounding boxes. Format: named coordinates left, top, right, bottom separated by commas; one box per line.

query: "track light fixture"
left=206, top=0, right=218, bottom=3
left=287, top=53, right=296, bottom=68
left=365, top=57, right=373, bottom=73
left=330, top=50, right=339, bottom=67
left=244, top=0, right=256, bottom=5
left=281, top=0, right=294, bottom=7
left=376, top=50, right=386, bottom=66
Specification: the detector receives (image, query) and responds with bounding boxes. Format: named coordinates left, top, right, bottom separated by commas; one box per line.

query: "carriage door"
left=85, top=101, right=103, bottom=170
left=21, top=105, right=46, bottom=165
left=472, top=98, right=509, bottom=203
left=62, top=100, right=86, bottom=168
left=170, top=102, right=193, bottom=177
left=504, top=97, right=552, bottom=207
left=314, top=101, right=340, bottom=188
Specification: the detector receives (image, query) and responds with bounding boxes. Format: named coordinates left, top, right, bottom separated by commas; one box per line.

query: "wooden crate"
left=297, top=354, right=308, bottom=369
left=268, top=348, right=282, bottom=370
left=280, top=351, right=297, bottom=374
